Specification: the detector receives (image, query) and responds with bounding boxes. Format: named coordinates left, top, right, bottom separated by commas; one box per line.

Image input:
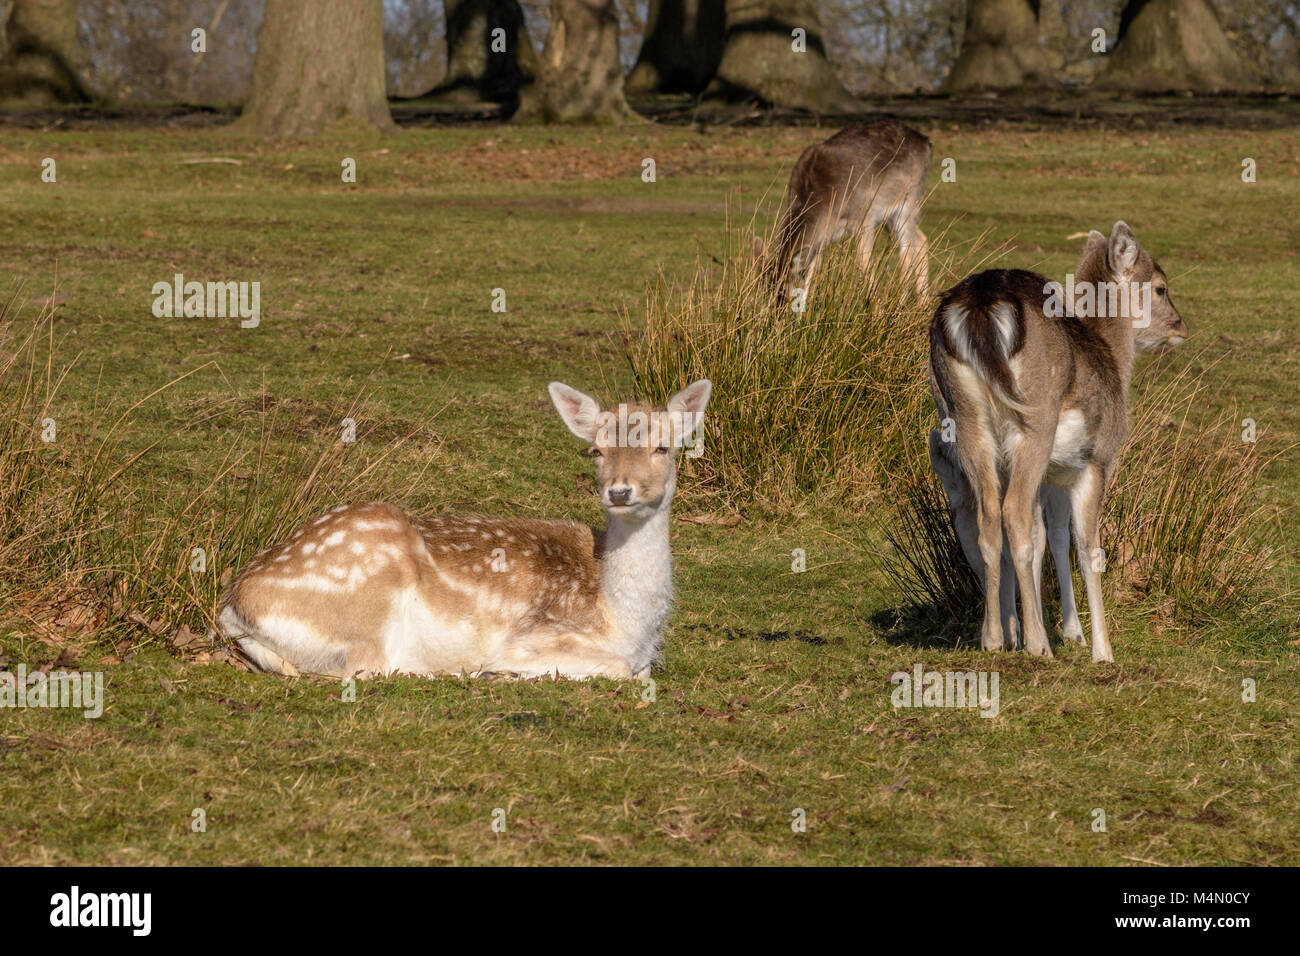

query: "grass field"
left=1, top=108, right=1297, bottom=865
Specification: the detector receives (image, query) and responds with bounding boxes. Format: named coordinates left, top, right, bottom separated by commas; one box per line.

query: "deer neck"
left=1099, top=313, right=1138, bottom=393
left=599, top=501, right=674, bottom=661
left=1076, top=263, right=1139, bottom=393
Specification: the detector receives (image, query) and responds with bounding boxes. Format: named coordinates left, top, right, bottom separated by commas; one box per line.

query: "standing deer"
left=215, top=380, right=712, bottom=681
left=761, top=119, right=932, bottom=297
left=928, top=222, right=1187, bottom=662
left=929, top=418, right=1076, bottom=651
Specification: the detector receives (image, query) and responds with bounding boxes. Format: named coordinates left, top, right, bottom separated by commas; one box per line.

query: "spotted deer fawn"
left=760, top=119, right=932, bottom=296
left=928, top=222, right=1187, bottom=662
left=215, top=380, right=712, bottom=681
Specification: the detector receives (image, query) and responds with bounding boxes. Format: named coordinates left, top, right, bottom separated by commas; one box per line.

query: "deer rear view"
left=215, top=380, right=712, bottom=681
left=765, top=119, right=932, bottom=296
left=928, top=222, right=1187, bottom=662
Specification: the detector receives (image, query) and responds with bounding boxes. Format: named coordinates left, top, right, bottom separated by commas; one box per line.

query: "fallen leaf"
left=168, top=625, right=207, bottom=651
left=127, top=610, right=166, bottom=634
left=52, top=647, right=81, bottom=669
left=210, top=647, right=253, bottom=672
left=696, top=705, right=733, bottom=721
left=679, top=512, right=741, bottom=527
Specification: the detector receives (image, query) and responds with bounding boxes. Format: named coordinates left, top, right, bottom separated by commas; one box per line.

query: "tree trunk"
left=0, top=0, right=92, bottom=104
left=1101, top=0, right=1256, bottom=92
left=626, top=0, right=725, bottom=94
left=708, top=0, right=858, bottom=112
left=945, top=0, right=1053, bottom=91
left=518, top=0, right=629, bottom=122
left=1037, top=0, right=1067, bottom=72
left=435, top=0, right=539, bottom=105
left=237, top=0, right=394, bottom=137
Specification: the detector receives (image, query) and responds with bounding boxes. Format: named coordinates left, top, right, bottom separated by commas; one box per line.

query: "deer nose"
left=607, top=486, right=633, bottom=507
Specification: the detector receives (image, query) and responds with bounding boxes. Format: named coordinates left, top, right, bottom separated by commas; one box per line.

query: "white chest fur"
left=600, top=507, right=674, bottom=671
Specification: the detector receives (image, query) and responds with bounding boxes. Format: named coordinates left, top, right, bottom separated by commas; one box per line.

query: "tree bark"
left=708, top=0, right=858, bottom=112
left=626, top=0, right=725, bottom=95
left=0, top=0, right=92, bottom=104
left=435, top=0, right=539, bottom=105
left=238, top=0, right=395, bottom=137
left=945, top=0, right=1053, bottom=92
left=518, top=0, right=629, bottom=122
left=1101, top=0, right=1256, bottom=92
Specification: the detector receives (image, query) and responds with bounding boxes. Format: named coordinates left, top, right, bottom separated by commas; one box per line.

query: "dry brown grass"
left=624, top=211, right=996, bottom=515
left=0, top=296, right=433, bottom=649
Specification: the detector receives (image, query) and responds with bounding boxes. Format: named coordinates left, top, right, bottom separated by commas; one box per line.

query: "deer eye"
left=653, top=446, right=671, bottom=456
left=1156, top=286, right=1167, bottom=297
left=588, top=447, right=602, bottom=458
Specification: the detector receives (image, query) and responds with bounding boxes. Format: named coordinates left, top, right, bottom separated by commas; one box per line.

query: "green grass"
left=0, top=117, right=1297, bottom=864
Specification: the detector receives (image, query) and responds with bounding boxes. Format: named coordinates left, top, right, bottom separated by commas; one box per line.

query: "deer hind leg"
left=1043, top=484, right=1084, bottom=642
left=855, top=220, right=877, bottom=271
left=999, top=494, right=1044, bottom=651
left=801, top=249, right=822, bottom=293
left=237, top=636, right=303, bottom=677
left=216, top=602, right=351, bottom=678
left=954, top=427, right=1007, bottom=653
left=495, top=633, right=633, bottom=681
left=217, top=605, right=303, bottom=676
left=789, top=242, right=823, bottom=302
left=1031, top=494, right=1046, bottom=609
left=886, top=200, right=929, bottom=296
left=928, top=429, right=981, bottom=574
left=997, top=546, right=1020, bottom=650
left=930, top=428, right=1013, bottom=647
left=1002, top=440, right=1054, bottom=658
left=1070, top=465, right=1114, bottom=663
left=898, top=220, right=930, bottom=297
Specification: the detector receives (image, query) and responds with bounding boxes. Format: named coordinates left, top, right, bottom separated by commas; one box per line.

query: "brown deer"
left=760, top=119, right=932, bottom=297
left=214, top=380, right=712, bottom=681
left=928, top=222, right=1187, bottom=662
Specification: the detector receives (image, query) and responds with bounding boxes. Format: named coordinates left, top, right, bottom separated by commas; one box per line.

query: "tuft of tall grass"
left=0, top=293, right=434, bottom=648
left=624, top=213, right=991, bottom=513
left=1103, top=354, right=1285, bottom=613
left=876, top=468, right=982, bottom=626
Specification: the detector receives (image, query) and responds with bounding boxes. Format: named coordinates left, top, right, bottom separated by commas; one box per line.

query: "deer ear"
left=1086, top=230, right=1106, bottom=252
left=548, top=382, right=602, bottom=442
left=666, top=379, right=711, bottom=444
left=1107, top=221, right=1139, bottom=275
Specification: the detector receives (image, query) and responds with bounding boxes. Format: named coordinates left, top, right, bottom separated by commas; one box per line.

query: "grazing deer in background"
left=928, top=222, right=1187, bottom=662
left=215, top=380, right=712, bottom=681
left=759, top=119, right=932, bottom=297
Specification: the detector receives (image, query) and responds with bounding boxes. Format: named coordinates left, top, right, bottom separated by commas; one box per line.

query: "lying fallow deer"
left=759, top=119, right=932, bottom=296
left=215, top=380, right=712, bottom=681
left=928, top=222, right=1187, bottom=662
